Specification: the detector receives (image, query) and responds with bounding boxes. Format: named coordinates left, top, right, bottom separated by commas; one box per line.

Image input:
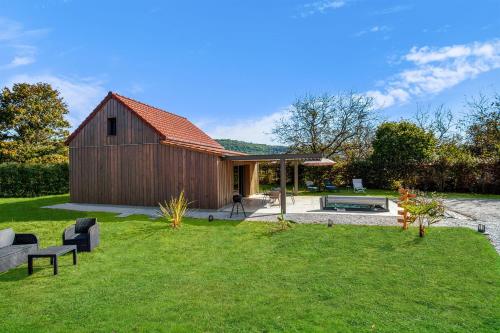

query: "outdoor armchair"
left=268, top=190, right=281, bottom=205
left=324, top=180, right=339, bottom=192
left=62, top=218, right=99, bottom=252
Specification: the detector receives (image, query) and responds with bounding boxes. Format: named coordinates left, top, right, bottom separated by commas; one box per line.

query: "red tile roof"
left=112, top=93, right=223, bottom=150
left=66, top=92, right=243, bottom=156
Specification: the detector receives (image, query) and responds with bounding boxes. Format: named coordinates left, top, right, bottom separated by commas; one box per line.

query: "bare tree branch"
left=272, top=92, right=376, bottom=159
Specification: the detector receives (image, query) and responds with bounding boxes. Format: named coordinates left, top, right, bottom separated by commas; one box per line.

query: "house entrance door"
left=233, top=165, right=246, bottom=196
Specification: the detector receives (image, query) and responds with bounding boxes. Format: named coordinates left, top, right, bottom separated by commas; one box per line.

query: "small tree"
left=270, top=213, right=294, bottom=234
left=158, top=191, right=190, bottom=229
left=403, top=193, right=445, bottom=237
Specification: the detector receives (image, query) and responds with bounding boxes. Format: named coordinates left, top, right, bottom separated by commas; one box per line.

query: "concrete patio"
left=216, top=195, right=399, bottom=225
left=44, top=194, right=400, bottom=225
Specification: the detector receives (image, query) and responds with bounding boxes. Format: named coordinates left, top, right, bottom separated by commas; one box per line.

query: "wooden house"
left=66, top=92, right=258, bottom=208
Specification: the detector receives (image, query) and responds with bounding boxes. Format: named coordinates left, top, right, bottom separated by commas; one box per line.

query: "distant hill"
left=216, top=139, right=288, bottom=155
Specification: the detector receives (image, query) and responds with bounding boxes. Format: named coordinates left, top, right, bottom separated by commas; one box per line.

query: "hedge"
left=259, top=159, right=500, bottom=194
left=0, top=163, right=69, bottom=197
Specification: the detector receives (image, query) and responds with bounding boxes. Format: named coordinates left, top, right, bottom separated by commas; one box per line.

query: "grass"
left=260, top=184, right=500, bottom=199
left=1, top=195, right=499, bottom=332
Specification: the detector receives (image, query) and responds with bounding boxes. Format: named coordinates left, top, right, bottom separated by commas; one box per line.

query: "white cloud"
left=0, top=18, right=105, bottom=129
left=372, top=5, right=412, bottom=15
left=405, top=45, right=470, bottom=64
left=206, top=40, right=500, bottom=142
left=370, top=25, right=387, bottom=32
left=0, top=17, right=49, bottom=41
left=2, top=55, right=35, bottom=69
left=6, top=74, right=107, bottom=128
left=297, top=0, right=346, bottom=18
left=355, top=25, right=390, bottom=37
left=367, top=39, right=500, bottom=108
left=205, top=109, right=289, bottom=145
left=0, top=17, right=48, bottom=69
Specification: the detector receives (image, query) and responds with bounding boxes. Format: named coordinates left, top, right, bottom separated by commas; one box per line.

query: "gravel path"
left=439, top=199, right=500, bottom=254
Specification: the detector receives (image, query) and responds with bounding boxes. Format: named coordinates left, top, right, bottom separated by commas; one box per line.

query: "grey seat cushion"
left=0, top=244, right=36, bottom=258
left=0, top=228, right=15, bottom=248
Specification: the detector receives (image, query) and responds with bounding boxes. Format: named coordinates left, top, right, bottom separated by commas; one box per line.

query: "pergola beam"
left=221, top=153, right=322, bottom=161
left=222, top=153, right=323, bottom=215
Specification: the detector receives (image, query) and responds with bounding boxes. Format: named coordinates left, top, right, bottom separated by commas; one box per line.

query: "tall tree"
left=414, top=103, right=456, bottom=143
left=465, top=94, right=500, bottom=159
left=0, top=83, right=70, bottom=163
left=371, top=121, right=436, bottom=186
left=272, top=92, right=375, bottom=159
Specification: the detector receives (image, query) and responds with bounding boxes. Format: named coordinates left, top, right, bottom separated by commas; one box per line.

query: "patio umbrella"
left=302, top=158, right=336, bottom=166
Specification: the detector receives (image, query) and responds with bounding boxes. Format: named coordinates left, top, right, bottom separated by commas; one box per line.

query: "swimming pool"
left=321, top=196, right=389, bottom=212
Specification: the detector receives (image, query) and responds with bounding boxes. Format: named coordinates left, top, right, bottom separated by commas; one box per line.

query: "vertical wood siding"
left=68, top=98, right=161, bottom=147
left=69, top=97, right=258, bottom=208
left=217, top=159, right=234, bottom=207
left=70, top=142, right=223, bottom=208
left=215, top=161, right=260, bottom=207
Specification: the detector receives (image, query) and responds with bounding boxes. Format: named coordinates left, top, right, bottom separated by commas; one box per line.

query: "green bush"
left=0, top=163, right=68, bottom=197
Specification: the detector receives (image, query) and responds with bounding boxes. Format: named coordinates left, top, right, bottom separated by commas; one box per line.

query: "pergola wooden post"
left=280, top=158, right=287, bottom=215
left=293, top=161, right=299, bottom=195
left=221, top=153, right=323, bottom=215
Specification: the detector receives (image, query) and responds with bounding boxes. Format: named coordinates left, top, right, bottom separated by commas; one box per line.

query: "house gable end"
left=67, top=94, right=163, bottom=147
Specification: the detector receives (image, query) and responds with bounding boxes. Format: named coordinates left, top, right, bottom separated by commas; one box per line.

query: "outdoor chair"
left=268, top=190, right=281, bottom=205
left=305, top=181, right=319, bottom=192
left=324, top=180, right=339, bottom=192
left=62, top=218, right=99, bottom=252
left=0, top=228, right=39, bottom=273
left=352, top=179, right=367, bottom=193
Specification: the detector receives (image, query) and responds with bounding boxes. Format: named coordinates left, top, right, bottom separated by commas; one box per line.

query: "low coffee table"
left=28, top=245, right=77, bottom=275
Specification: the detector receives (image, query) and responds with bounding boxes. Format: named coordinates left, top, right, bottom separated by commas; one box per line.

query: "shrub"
left=270, top=213, right=294, bottom=234
left=0, top=162, right=68, bottom=197
left=403, top=192, right=445, bottom=237
left=158, top=191, right=190, bottom=229
left=371, top=121, right=436, bottom=187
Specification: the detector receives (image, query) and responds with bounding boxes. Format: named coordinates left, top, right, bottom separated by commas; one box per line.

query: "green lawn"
left=261, top=184, right=500, bottom=199
left=1, top=195, right=499, bottom=332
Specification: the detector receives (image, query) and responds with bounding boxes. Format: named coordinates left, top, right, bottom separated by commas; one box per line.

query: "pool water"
left=323, top=203, right=387, bottom=212
left=321, top=196, right=389, bottom=212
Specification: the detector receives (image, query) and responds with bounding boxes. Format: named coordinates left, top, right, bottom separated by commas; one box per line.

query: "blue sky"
left=1, top=0, right=499, bottom=144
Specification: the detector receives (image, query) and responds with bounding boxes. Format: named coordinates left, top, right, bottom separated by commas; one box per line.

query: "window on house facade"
left=107, top=117, right=117, bottom=136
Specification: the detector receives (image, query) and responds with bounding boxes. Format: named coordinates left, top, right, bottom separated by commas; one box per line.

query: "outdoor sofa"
left=0, top=228, right=39, bottom=273
left=62, top=218, right=99, bottom=252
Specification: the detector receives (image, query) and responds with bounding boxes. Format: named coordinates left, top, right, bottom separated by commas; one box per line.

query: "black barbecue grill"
left=230, top=194, right=246, bottom=217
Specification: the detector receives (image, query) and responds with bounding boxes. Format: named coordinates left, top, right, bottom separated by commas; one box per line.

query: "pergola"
left=222, top=153, right=324, bottom=214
